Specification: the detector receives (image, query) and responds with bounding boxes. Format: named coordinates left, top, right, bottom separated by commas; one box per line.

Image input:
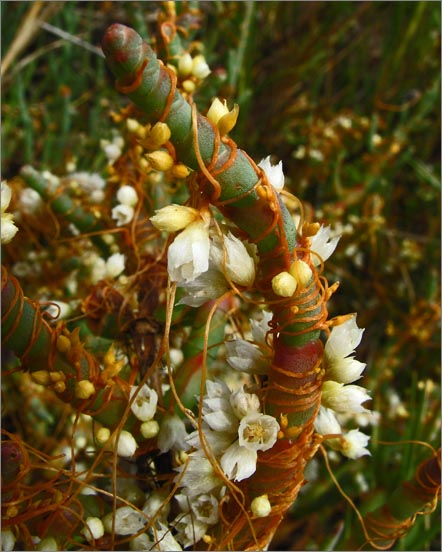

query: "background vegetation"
left=2, top=2, right=440, bottom=550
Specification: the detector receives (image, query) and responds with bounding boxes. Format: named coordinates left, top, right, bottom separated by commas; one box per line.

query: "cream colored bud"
left=53, top=381, right=66, bottom=394
left=171, top=164, right=191, bottom=179
left=178, top=52, right=193, bottom=76
left=96, top=427, right=111, bottom=444
left=75, top=380, right=96, bottom=400
left=148, top=122, right=171, bottom=148
left=289, top=259, right=313, bottom=288
left=115, top=430, right=138, bottom=457
left=145, top=150, right=174, bottom=171
left=140, top=420, right=160, bottom=439
left=126, top=118, right=140, bottom=133
left=251, top=495, right=272, bottom=518
left=150, top=204, right=199, bottom=232
left=182, top=79, right=196, bottom=94
left=56, top=334, right=71, bottom=353
left=31, top=370, right=50, bottom=385
left=271, top=271, right=297, bottom=297
left=192, top=54, right=211, bottom=79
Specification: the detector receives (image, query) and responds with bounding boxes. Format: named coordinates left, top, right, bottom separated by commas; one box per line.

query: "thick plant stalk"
left=2, top=266, right=132, bottom=430
left=360, top=449, right=441, bottom=550
left=102, top=24, right=329, bottom=549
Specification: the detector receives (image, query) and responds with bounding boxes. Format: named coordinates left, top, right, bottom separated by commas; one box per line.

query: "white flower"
left=112, top=203, right=134, bottom=226
left=175, top=455, right=223, bottom=497
left=150, top=204, right=199, bottom=233
left=1, top=530, right=16, bottom=552
left=130, top=384, right=158, bottom=422
left=82, top=517, right=104, bottom=542
left=210, top=232, right=255, bottom=286
left=220, top=440, right=258, bottom=481
left=168, top=220, right=210, bottom=282
left=130, top=533, right=154, bottom=551
left=339, top=429, right=371, bottom=459
left=105, top=252, right=125, bottom=278
left=192, top=55, right=211, bottom=79
left=68, top=172, right=105, bottom=193
left=103, top=506, right=146, bottom=535
left=230, top=387, right=261, bottom=418
left=157, top=415, right=189, bottom=453
left=238, top=413, right=279, bottom=452
left=20, top=187, right=43, bottom=214
left=152, top=522, right=183, bottom=551
left=314, top=406, right=342, bottom=436
left=115, top=430, right=138, bottom=457
left=117, top=185, right=138, bottom=207
left=324, top=316, right=366, bottom=383
left=309, top=225, right=340, bottom=266
left=177, top=267, right=229, bottom=307
left=258, top=156, right=284, bottom=190
left=322, top=381, right=371, bottom=414
left=250, top=310, right=273, bottom=344
left=1, top=181, right=19, bottom=244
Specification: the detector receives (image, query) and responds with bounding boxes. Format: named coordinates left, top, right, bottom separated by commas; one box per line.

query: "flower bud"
left=251, top=495, right=272, bottom=518
left=144, top=122, right=171, bottom=149
left=126, top=118, right=140, bottom=133
left=82, top=517, right=104, bottom=542
left=116, top=185, right=138, bottom=207
left=178, top=52, right=193, bottom=76
left=289, top=259, right=313, bottom=288
left=192, top=54, right=211, bottom=79
left=140, top=420, right=160, bottom=439
left=271, top=271, right=297, bottom=297
left=96, top=427, right=111, bottom=444
left=75, top=380, right=96, bottom=400
left=182, top=79, right=196, bottom=93
left=115, top=430, right=138, bottom=457
left=150, top=204, right=199, bottom=233
left=171, top=163, right=191, bottom=179
left=145, top=150, right=174, bottom=171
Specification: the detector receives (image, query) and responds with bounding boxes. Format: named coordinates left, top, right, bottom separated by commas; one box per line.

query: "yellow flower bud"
left=218, top=103, right=239, bottom=136
left=251, top=495, right=272, bottom=518
left=96, top=427, right=111, bottom=444
left=126, top=118, right=140, bottom=133
left=145, top=150, right=174, bottom=171
left=75, top=380, right=96, bottom=399
left=271, top=271, right=297, bottom=297
left=171, top=164, right=191, bottom=179
left=53, top=381, right=66, bottom=394
left=289, top=259, right=313, bottom=288
left=142, top=122, right=171, bottom=149
left=150, top=204, right=199, bottom=232
left=182, top=79, right=196, bottom=94
left=31, top=370, right=51, bottom=385
left=140, top=420, right=160, bottom=439
left=206, top=98, right=229, bottom=125
left=56, top=334, right=71, bottom=354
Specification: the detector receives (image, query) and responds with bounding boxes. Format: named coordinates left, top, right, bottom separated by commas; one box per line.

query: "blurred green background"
left=2, top=2, right=440, bottom=550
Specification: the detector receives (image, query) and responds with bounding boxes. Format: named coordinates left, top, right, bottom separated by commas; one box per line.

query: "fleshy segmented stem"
left=102, top=23, right=329, bottom=549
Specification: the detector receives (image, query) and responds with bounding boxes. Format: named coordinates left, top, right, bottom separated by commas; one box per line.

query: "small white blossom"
left=130, top=533, right=154, bottom=551
left=103, top=506, right=146, bottom=535
left=210, top=232, right=256, bottom=286
left=220, top=440, right=259, bottom=481
left=68, top=172, right=105, bottom=193
left=20, top=187, right=43, bottom=213
left=82, top=517, right=104, bottom=542
left=322, top=381, right=371, bottom=414
left=238, top=413, right=279, bottom=452
left=112, top=203, right=134, bottom=226
left=175, top=455, right=223, bottom=497
left=309, top=225, right=340, bottom=266
left=174, top=493, right=218, bottom=548
left=324, top=316, right=366, bottom=383
left=36, top=537, right=58, bottom=551
left=258, top=156, right=284, bottom=190
left=250, top=310, right=273, bottom=344
left=168, top=219, right=210, bottom=282
left=192, top=55, right=211, bottom=79
left=157, top=415, right=189, bottom=453
left=130, top=384, right=158, bottom=422
left=1, top=181, right=19, bottom=243
left=339, top=429, right=371, bottom=459
left=115, top=430, right=138, bottom=457
left=1, top=530, right=16, bottom=552
left=117, top=185, right=138, bottom=207
left=152, top=522, right=183, bottom=551
left=230, top=387, right=261, bottom=418
left=177, top=267, right=229, bottom=307
left=105, top=252, right=125, bottom=278
left=314, top=406, right=342, bottom=436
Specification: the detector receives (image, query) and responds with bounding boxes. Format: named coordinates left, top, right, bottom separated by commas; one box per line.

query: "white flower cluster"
left=315, top=316, right=372, bottom=459
left=112, top=184, right=139, bottom=227
left=169, top=381, right=279, bottom=546
left=1, top=181, right=19, bottom=244
left=150, top=206, right=256, bottom=306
